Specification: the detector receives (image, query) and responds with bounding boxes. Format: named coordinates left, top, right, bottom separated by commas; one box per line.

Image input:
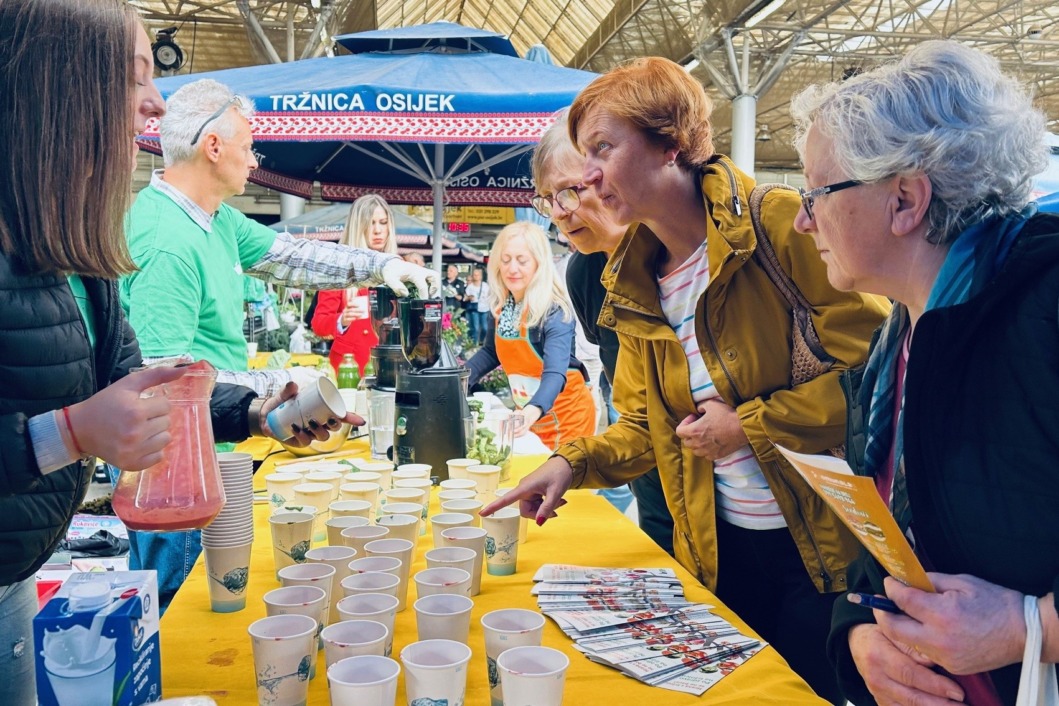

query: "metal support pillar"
left=693, top=28, right=803, bottom=177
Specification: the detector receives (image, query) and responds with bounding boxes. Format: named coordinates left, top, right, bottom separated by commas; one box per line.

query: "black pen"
left=847, top=592, right=902, bottom=614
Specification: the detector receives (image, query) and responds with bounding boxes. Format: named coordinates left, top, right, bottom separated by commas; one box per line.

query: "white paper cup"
left=321, top=620, right=389, bottom=668
left=378, top=501, right=424, bottom=537
left=467, top=464, right=502, bottom=500
left=482, top=507, right=520, bottom=576
left=340, top=525, right=389, bottom=555
left=263, top=585, right=327, bottom=679
left=304, top=471, right=343, bottom=502
left=202, top=542, right=251, bottom=613
left=264, top=473, right=303, bottom=508
left=393, top=464, right=432, bottom=480
left=424, top=546, right=477, bottom=578
left=429, top=513, right=475, bottom=547
left=495, top=487, right=529, bottom=543
left=330, top=499, right=373, bottom=522
left=292, top=482, right=333, bottom=520
left=439, top=477, right=477, bottom=491
left=326, top=515, right=371, bottom=547
left=335, top=593, right=399, bottom=656
left=266, top=377, right=346, bottom=443
left=382, top=488, right=426, bottom=522
left=353, top=462, right=394, bottom=490
left=248, top=614, right=316, bottom=705
left=340, top=571, right=401, bottom=599
left=342, top=471, right=382, bottom=486
left=278, top=563, right=337, bottom=631
left=304, top=546, right=358, bottom=625
left=376, top=513, right=420, bottom=548
left=480, top=609, right=546, bottom=706
left=393, top=478, right=433, bottom=518
left=364, top=538, right=414, bottom=611
left=348, top=556, right=403, bottom=579
left=414, top=594, right=473, bottom=643
left=440, top=499, right=483, bottom=526
left=438, top=489, right=476, bottom=503
left=327, top=655, right=400, bottom=706
left=444, top=459, right=478, bottom=481
left=400, top=639, right=472, bottom=706
left=269, top=511, right=314, bottom=578
left=271, top=503, right=318, bottom=517
left=497, top=645, right=570, bottom=706
left=413, top=567, right=471, bottom=600
left=285, top=460, right=350, bottom=475
left=338, top=482, right=381, bottom=509
left=246, top=341, right=259, bottom=358
left=271, top=501, right=319, bottom=541
left=440, top=526, right=487, bottom=596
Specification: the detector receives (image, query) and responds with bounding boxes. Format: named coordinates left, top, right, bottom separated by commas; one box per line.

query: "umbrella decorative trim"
left=320, top=184, right=532, bottom=205
left=137, top=137, right=534, bottom=205
left=141, top=113, right=558, bottom=144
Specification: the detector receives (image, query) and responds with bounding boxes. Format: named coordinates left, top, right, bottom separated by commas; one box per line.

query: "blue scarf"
left=859, top=205, right=1036, bottom=530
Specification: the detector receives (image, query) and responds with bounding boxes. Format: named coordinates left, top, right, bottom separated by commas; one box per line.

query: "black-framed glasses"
left=531, top=185, right=583, bottom=218
left=190, top=97, right=239, bottom=145
left=798, top=179, right=863, bottom=220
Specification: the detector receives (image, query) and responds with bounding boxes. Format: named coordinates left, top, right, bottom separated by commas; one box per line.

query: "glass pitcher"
left=112, top=360, right=226, bottom=532
left=470, top=411, right=516, bottom=483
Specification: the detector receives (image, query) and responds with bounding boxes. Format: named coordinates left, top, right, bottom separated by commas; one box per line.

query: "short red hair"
left=568, top=57, right=714, bottom=171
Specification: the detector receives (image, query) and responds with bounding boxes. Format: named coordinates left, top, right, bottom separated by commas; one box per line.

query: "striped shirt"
left=657, top=241, right=786, bottom=530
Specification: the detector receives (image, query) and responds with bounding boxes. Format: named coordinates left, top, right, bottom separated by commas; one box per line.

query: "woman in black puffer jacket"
left=0, top=3, right=357, bottom=703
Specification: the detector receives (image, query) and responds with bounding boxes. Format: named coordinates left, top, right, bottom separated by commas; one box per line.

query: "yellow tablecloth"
left=159, top=442, right=826, bottom=704
left=247, top=352, right=323, bottom=370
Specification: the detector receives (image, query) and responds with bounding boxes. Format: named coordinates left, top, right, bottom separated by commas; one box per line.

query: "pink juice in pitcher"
left=112, top=361, right=226, bottom=532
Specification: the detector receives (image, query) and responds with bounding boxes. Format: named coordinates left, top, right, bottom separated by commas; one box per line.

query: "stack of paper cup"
left=201, top=452, right=255, bottom=612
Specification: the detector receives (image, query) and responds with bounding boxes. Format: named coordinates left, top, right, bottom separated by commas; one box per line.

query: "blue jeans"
left=127, top=529, right=202, bottom=616
left=107, top=463, right=202, bottom=615
left=465, top=308, right=481, bottom=344
left=0, top=576, right=38, bottom=705
left=472, top=310, right=491, bottom=345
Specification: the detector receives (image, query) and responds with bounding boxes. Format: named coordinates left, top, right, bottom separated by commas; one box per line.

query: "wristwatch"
left=247, top=398, right=268, bottom=437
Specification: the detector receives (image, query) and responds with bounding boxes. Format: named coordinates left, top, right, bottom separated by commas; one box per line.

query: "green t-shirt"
left=120, top=186, right=276, bottom=371
left=66, top=274, right=97, bottom=350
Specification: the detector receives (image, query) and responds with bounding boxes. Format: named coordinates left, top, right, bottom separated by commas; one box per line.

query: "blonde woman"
left=312, top=194, right=397, bottom=374
left=466, top=222, right=595, bottom=449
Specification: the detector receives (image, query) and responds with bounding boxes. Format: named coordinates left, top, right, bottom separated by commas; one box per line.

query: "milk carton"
left=34, top=571, right=161, bottom=706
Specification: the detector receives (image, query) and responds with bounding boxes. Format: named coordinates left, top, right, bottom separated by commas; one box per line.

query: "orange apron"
left=494, top=311, right=596, bottom=450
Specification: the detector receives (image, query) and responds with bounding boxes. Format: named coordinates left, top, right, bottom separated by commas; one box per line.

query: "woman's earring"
left=666, top=159, right=676, bottom=167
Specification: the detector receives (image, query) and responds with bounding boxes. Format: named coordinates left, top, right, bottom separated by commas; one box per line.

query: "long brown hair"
left=0, top=0, right=136, bottom=276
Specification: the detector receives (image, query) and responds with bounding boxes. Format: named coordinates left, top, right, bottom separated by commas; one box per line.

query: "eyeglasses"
left=190, top=97, right=239, bottom=146
left=531, top=185, right=583, bottom=218
left=798, top=179, right=863, bottom=220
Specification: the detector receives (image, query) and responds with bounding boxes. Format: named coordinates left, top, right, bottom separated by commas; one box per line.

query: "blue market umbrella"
left=514, top=44, right=559, bottom=233
left=138, top=22, right=595, bottom=271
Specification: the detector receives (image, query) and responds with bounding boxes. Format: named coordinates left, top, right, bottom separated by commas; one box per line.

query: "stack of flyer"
left=533, top=564, right=764, bottom=696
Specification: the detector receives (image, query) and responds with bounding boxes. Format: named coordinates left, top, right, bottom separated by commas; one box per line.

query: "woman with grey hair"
left=792, top=40, right=1059, bottom=705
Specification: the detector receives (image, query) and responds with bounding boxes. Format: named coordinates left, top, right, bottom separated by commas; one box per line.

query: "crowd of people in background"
left=2, top=1, right=1057, bottom=705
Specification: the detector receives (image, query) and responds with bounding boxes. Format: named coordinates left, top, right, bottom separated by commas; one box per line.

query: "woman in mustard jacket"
left=484, top=58, right=889, bottom=703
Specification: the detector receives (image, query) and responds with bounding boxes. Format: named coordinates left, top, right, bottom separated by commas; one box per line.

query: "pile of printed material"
left=532, top=564, right=765, bottom=695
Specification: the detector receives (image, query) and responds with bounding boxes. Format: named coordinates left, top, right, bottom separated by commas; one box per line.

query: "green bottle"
left=337, top=354, right=360, bottom=389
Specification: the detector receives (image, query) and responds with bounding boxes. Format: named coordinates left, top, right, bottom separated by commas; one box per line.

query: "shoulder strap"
left=748, top=183, right=814, bottom=312
left=749, top=183, right=835, bottom=366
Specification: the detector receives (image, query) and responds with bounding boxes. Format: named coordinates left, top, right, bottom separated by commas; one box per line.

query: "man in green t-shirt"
left=121, top=78, right=439, bottom=610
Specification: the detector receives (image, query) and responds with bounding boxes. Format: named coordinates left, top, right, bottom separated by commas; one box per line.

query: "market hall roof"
left=131, top=0, right=1059, bottom=170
